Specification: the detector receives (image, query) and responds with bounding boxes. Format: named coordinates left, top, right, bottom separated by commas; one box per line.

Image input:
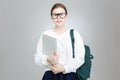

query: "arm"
left=34, top=34, right=59, bottom=67
left=50, top=30, right=85, bottom=74
left=34, top=35, right=49, bottom=66
left=64, top=30, right=85, bottom=73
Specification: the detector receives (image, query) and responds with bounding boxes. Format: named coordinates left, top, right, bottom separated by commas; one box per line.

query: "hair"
left=51, top=3, right=68, bottom=16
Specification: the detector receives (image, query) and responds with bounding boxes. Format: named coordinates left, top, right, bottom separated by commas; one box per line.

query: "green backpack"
left=70, top=29, right=93, bottom=80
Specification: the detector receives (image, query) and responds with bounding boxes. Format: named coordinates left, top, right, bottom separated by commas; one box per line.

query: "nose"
left=57, top=15, right=61, bottom=19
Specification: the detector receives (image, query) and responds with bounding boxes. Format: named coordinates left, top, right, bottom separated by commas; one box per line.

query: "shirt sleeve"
left=34, top=34, right=49, bottom=66
left=64, top=30, right=85, bottom=73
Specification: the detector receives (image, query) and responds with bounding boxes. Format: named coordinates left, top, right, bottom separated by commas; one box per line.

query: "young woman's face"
left=51, top=7, right=67, bottom=27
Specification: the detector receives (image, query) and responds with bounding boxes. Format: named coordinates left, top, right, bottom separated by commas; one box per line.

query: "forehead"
left=52, top=7, right=66, bottom=13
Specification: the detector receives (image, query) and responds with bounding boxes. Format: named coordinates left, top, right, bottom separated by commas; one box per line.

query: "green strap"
left=70, top=29, right=94, bottom=59
left=70, top=29, right=75, bottom=58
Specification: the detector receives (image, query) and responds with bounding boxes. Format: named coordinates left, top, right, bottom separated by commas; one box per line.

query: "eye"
left=60, top=13, right=66, bottom=17
left=60, top=13, right=64, bottom=16
left=52, top=13, right=57, bottom=16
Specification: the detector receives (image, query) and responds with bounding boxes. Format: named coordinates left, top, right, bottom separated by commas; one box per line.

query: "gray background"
left=0, top=0, right=120, bottom=80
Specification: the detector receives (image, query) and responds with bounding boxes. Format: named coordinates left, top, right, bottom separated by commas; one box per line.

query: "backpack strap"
left=70, top=29, right=75, bottom=58
left=70, top=29, right=94, bottom=59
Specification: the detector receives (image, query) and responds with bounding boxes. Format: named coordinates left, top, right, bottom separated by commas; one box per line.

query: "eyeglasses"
left=51, top=12, right=66, bottom=19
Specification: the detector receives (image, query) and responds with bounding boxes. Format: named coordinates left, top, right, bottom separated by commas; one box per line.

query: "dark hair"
left=51, top=3, right=68, bottom=16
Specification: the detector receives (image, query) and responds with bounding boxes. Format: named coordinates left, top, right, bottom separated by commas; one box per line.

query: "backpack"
left=70, top=29, right=94, bottom=80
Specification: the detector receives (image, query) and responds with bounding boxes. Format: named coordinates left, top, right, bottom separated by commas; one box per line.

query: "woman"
left=34, top=3, right=85, bottom=80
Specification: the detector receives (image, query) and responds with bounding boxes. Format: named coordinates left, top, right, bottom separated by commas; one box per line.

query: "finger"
left=52, top=51, right=57, bottom=56
left=52, top=70, right=57, bottom=74
left=50, top=67, right=55, bottom=73
left=50, top=66, right=57, bottom=74
left=54, top=64, right=57, bottom=67
left=52, top=51, right=56, bottom=54
left=50, top=65, right=55, bottom=69
left=49, top=51, right=55, bottom=56
left=50, top=66, right=54, bottom=72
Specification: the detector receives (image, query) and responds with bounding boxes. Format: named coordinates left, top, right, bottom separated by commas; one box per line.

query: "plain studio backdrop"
left=0, top=0, right=120, bottom=80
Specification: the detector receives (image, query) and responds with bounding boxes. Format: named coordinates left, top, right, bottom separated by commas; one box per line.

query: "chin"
left=56, top=22, right=64, bottom=26
left=56, top=24, right=63, bottom=27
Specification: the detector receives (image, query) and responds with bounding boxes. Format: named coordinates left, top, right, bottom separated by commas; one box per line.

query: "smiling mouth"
left=56, top=21, right=62, bottom=23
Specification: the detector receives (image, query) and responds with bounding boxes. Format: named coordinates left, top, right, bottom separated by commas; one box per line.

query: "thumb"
left=53, top=51, right=57, bottom=56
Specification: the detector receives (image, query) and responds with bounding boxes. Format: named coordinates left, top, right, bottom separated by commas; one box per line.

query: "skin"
left=47, top=7, right=68, bottom=74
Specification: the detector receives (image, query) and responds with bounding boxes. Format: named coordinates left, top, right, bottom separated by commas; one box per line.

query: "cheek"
left=61, top=19, right=66, bottom=23
left=51, top=18, right=55, bottom=22
left=52, top=19, right=58, bottom=23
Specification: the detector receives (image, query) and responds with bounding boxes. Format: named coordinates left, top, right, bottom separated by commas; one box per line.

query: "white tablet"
left=42, top=34, right=57, bottom=55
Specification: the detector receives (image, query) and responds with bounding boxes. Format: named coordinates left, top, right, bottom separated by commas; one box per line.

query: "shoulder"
left=41, top=29, right=56, bottom=38
left=70, top=29, right=83, bottom=40
left=69, top=28, right=80, bottom=35
left=42, top=29, right=51, bottom=35
left=41, top=29, right=54, bottom=37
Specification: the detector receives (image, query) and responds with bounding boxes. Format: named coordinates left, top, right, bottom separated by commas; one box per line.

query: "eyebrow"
left=52, top=12, right=66, bottom=14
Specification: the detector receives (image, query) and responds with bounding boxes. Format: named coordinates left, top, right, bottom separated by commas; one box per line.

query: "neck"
left=54, top=25, right=66, bottom=31
left=52, top=25, right=67, bottom=34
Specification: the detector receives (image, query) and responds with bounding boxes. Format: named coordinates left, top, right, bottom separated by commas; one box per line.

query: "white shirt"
left=34, top=29, right=85, bottom=74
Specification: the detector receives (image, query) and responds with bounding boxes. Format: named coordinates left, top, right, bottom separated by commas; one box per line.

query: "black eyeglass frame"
left=51, top=12, right=67, bottom=19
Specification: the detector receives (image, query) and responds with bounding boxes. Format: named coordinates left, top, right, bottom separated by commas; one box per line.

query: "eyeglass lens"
left=52, top=12, right=66, bottom=19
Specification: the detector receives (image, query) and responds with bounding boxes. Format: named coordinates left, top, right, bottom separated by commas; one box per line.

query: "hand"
left=51, top=64, right=65, bottom=74
left=47, top=51, right=59, bottom=65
